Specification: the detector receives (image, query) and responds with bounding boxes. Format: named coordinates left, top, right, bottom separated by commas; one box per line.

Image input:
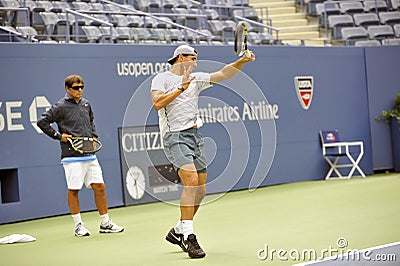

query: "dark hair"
left=65, top=74, right=84, bottom=88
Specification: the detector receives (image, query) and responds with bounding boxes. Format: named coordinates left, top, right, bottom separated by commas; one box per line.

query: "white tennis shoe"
left=75, top=223, right=90, bottom=237
left=99, top=219, right=124, bottom=233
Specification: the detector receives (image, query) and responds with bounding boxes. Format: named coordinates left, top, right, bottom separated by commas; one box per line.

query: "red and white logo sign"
left=294, top=76, right=314, bottom=110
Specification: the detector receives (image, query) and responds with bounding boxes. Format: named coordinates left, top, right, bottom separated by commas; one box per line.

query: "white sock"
left=100, top=213, right=109, bottom=224
left=174, top=220, right=183, bottom=234
left=72, top=213, right=82, bottom=226
left=182, top=220, right=194, bottom=240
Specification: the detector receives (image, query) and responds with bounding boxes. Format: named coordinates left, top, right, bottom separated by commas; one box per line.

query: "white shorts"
left=62, top=159, right=104, bottom=190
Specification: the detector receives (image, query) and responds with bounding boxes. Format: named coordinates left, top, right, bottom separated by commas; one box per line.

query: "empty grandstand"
left=0, top=0, right=399, bottom=46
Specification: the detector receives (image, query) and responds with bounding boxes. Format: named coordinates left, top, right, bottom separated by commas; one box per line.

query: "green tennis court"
left=1, top=173, right=399, bottom=266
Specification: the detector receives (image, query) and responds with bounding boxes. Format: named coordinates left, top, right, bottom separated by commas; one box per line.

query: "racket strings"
left=234, top=22, right=247, bottom=56
left=69, top=137, right=101, bottom=154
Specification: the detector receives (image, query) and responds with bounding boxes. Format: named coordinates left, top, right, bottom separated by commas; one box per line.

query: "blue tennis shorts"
left=163, top=128, right=207, bottom=173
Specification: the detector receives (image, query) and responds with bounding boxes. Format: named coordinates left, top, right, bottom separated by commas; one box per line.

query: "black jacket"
left=37, top=96, right=98, bottom=159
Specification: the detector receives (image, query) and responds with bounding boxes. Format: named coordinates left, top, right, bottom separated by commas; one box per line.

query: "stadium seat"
left=142, top=16, right=157, bottom=28
left=154, top=16, right=174, bottom=28
left=381, top=38, right=400, bottom=45
left=222, top=19, right=236, bottom=41
left=51, top=1, right=71, bottom=13
left=160, top=0, right=175, bottom=14
left=306, top=0, right=325, bottom=16
left=228, top=0, right=249, bottom=6
left=81, top=25, right=102, bottom=43
left=0, top=25, right=27, bottom=42
left=208, top=19, right=224, bottom=36
left=367, top=25, right=395, bottom=39
left=166, top=28, right=183, bottom=42
left=390, top=0, right=400, bottom=10
left=35, top=1, right=61, bottom=13
left=175, top=0, right=191, bottom=9
left=0, top=0, right=20, bottom=26
left=148, top=28, right=170, bottom=43
left=319, top=130, right=365, bottom=180
left=111, top=14, right=129, bottom=27
left=82, top=14, right=109, bottom=27
left=197, top=28, right=223, bottom=43
left=394, top=24, right=400, bottom=36
left=70, top=2, right=90, bottom=12
left=116, top=26, right=132, bottom=42
left=171, top=7, right=188, bottom=25
left=205, top=0, right=230, bottom=20
left=203, top=8, right=219, bottom=20
left=259, top=32, right=273, bottom=44
left=354, top=39, right=381, bottom=46
left=129, top=27, right=153, bottom=43
left=341, top=26, right=369, bottom=45
left=379, top=11, right=400, bottom=25
left=38, top=12, right=59, bottom=39
left=328, top=14, right=354, bottom=39
left=339, top=2, right=364, bottom=15
left=88, top=2, right=104, bottom=11
left=363, top=0, right=388, bottom=13
left=353, top=13, right=380, bottom=27
left=99, top=26, right=121, bottom=43
left=126, top=15, right=144, bottom=28
left=103, top=3, right=122, bottom=12
left=316, top=2, right=341, bottom=28
left=135, top=0, right=160, bottom=13
left=232, top=8, right=259, bottom=22
left=16, top=25, right=38, bottom=41
left=247, top=31, right=261, bottom=45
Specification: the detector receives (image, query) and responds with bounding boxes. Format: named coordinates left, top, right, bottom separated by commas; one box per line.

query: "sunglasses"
left=70, top=85, right=84, bottom=90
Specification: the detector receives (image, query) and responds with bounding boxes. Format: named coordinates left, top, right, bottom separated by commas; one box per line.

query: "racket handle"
left=245, top=50, right=251, bottom=58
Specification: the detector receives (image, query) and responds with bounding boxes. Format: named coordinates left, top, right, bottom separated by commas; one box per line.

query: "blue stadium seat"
left=16, top=25, right=38, bottom=41
left=51, top=1, right=71, bottom=13
left=316, top=2, right=341, bottom=28
left=367, top=25, right=395, bottom=39
left=306, top=0, right=325, bottom=16
left=363, top=0, right=388, bottom=13
left=353, top=13, right=380, bottom=27
left=247, top=31, right=261, bottom=45
left=259, top=32, right=273, bottom=44
left=35, top=1, right=61, bottom=13
left=339, top=2, right=364, bottom=15
left=126, top=15, right=144, bottom=28
left=88, top=3, right=104, bottom=11
left=379, top=11, right=400, bottom=25
left=341, top=26, right=369, bottom=45
left=381, top=38, right=400, bottom=45
left=390, top=0, right=400, bottom=10
left=354, top=39, right=381, bottom=46
left=328, top=14, right=354, bottom=39
left=394, top=24, right=400, bottom=36
left=81, top=25, right=102, bottom=43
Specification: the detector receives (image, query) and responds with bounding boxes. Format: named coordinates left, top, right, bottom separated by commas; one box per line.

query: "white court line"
left=293, top=241, right=400, bottom=266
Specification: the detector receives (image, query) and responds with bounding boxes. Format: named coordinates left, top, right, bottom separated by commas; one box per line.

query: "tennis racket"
left=234, top=21, right=251, bottom=58
left=67, top=137, right=102, bottom=154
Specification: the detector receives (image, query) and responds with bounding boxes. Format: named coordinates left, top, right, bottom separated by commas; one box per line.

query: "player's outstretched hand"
left=240, top=51, right=255, bottom=63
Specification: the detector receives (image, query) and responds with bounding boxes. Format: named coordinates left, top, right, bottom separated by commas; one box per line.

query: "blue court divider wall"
left=0, top=44, right=398, bottom=224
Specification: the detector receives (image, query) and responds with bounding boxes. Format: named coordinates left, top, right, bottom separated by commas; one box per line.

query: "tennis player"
left=37, top=74, right=124, bottom=237
left=151, top=45, right=255, bottom=258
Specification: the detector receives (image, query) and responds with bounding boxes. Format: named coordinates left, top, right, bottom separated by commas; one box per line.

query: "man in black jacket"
left=37, top=74, right=124, bottom=237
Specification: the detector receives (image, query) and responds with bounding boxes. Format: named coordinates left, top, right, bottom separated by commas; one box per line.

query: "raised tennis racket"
left=67, top=137, right=102, bottom=154
left=234, top=21, right=251, bottom=58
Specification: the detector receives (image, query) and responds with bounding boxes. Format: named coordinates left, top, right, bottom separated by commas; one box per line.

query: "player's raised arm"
left=210, top=51, right=255, bottom=84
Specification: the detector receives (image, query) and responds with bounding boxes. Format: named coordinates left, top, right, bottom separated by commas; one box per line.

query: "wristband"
left=177, top=85, right=185, bottom=92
